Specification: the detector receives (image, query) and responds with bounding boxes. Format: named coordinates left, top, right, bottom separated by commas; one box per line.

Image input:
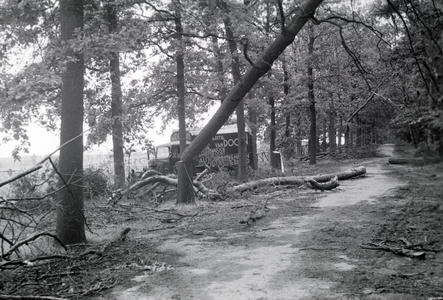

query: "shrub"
left=83, top=166, right=110, bottom=200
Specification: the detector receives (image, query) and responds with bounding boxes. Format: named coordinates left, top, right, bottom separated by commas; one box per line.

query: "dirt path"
left=105, top=144, right=425, bottom=300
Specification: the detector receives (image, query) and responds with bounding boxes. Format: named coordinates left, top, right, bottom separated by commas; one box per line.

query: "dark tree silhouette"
left=56, top=0, right=86, bottom=245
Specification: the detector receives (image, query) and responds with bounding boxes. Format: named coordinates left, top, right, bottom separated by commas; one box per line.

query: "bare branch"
left=276, top=0, right=286, bottom=34
left=0, top=165, right=43, bottom=188
left=1, top=232, right=67, bottom=260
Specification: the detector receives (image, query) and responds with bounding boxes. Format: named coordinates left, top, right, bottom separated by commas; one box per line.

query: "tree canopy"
left=1, top=0, right=441, bottom=163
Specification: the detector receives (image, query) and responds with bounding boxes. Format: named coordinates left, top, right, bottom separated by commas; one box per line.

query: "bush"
left=83, top=166, right=110, bottom=200
left=7, top=164, right=58, bottom=200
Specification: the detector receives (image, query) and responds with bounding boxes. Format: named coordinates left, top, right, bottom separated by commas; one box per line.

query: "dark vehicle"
left=148, top=124, right=253, bottom=174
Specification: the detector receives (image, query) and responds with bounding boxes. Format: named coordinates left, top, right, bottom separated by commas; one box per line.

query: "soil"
left=91, top=144, right=443, bottom=300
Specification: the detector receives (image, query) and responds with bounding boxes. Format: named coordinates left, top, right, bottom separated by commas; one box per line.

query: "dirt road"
left=104, top=144, right=440, bottom=300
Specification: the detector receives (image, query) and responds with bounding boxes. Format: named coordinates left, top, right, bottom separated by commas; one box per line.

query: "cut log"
left=306, top=176, right=339, bottom=191
left=230, top=166, right=366, bottom=193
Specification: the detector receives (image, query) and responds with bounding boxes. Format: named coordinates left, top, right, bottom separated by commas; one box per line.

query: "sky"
left=0, top=102, right=221, bottom=159
left=0, top=123, right=171, bottom=158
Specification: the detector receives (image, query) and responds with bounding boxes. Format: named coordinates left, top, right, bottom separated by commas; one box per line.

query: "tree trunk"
left=283, top=56, right=292, bottom=159
left=329, top=108, right=336, bottom=151
left=236, top=102, right=248, bottom=180
left=211, top=35, right=228, bottom=102
left=345, top=123, right=350, bottom=154
left=295, top=118, right=302, bottom=156
left=338, top=115, right=343, bottom=150
left=322, top=118, right=327, bottom=152
left=56, top=0, right=86, bottom=245
left=222, top=5, right=248, bottom=181
left=106, top=4, right=125, bottom=189
left=308, top=94, right=316, bottom=164
left=356, top=114, right=362, bottom=147
left=264, top=3, right=279, bottom=169
left=175, top=0, right=195, bottom=205
left=269, top=95, right=279, bottom=168
left=307, top=25, right=316, bottom=165
left=180, top=0, right=323, bottom=182
left=249, top=91, right=258, bottom=170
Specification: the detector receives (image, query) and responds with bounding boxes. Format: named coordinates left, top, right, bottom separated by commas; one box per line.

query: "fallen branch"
left=100, top=227, right=131, bottom=254
left=360, top=242, right=426, bottom=259
left=230, top=166, right=366, bottom=193
left=0, top=165, right=43, bottom=188
left=388, top=157, right=441, bottom=165
left=195, top=168, right=210, bottom=181
left=1, top=232, right=67, bottom=261
left=306, top=176, right=339, bottom=191
left=141, top=169, right=164, bottom=179
left=109, top=174, right=220, bottom=204
left=310, top=166, right=366, bottom=182
left=240, top=199, right=270, bottom=225
left=0, top=128, right=92, bottom=189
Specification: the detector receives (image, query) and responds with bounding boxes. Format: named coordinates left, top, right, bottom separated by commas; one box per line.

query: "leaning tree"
left=177, top=0, right=325, bottom=204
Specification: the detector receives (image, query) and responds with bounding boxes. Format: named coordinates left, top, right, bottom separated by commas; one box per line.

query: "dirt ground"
left=84, top=144, right=442, bottom=300
left=2, top=144, right=442, bottom=299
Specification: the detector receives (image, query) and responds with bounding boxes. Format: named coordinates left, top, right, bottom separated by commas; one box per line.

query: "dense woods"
left=1, top=0, right=442, bottom=239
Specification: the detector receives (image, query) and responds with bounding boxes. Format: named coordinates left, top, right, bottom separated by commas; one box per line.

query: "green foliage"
left=375, top=0, right=443, bottom=153
left=83, top=166, right=111, bottom=200
left=6, top=164, right=110, bottom=202
left=7, top=164, right=57, bottom=200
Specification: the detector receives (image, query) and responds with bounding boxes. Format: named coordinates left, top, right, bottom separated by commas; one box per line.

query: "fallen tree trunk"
left=108, top=174, right=220, bottom=205
left=109, top=166, right=366, bottom=204
left=306, top=176, right=339, bottom=191
left=311, top=165, right=366, bottom=182
left=229, top=166, right=366, bottom=193
left=388, top=157, right=440, bottom=165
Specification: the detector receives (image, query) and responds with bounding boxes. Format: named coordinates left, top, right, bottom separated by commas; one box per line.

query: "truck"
left=148, top=124, right=253, bottom=174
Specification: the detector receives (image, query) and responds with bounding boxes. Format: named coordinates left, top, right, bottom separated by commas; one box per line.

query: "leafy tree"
left=106, top=2, right=125, bottom=188
left=376, top=0, right=443, bottom=155
left=0, top=0, right=60, bottom=159
left=174, top=0, right=195, bottom=205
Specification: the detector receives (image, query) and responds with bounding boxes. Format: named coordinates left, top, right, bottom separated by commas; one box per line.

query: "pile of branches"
left=0, top=229, right=167, bottom=299
left=109, top=166, right=367, bottom=205
left=108, top=168, right=227, bottom=205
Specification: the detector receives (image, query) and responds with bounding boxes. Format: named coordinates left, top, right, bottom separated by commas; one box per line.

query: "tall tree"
left=175, top=0, right=195, bottom=205
left=265, top=2, right=280, bottom=169
left=220, top=0, right=248, bottom=181
left=307, top=24, right=317, bottom=165
left=56, top=0, right=86, bottom=245
left=179, top=0, right=324, bottom=203
left=106, top=3, right=125, bottom=188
